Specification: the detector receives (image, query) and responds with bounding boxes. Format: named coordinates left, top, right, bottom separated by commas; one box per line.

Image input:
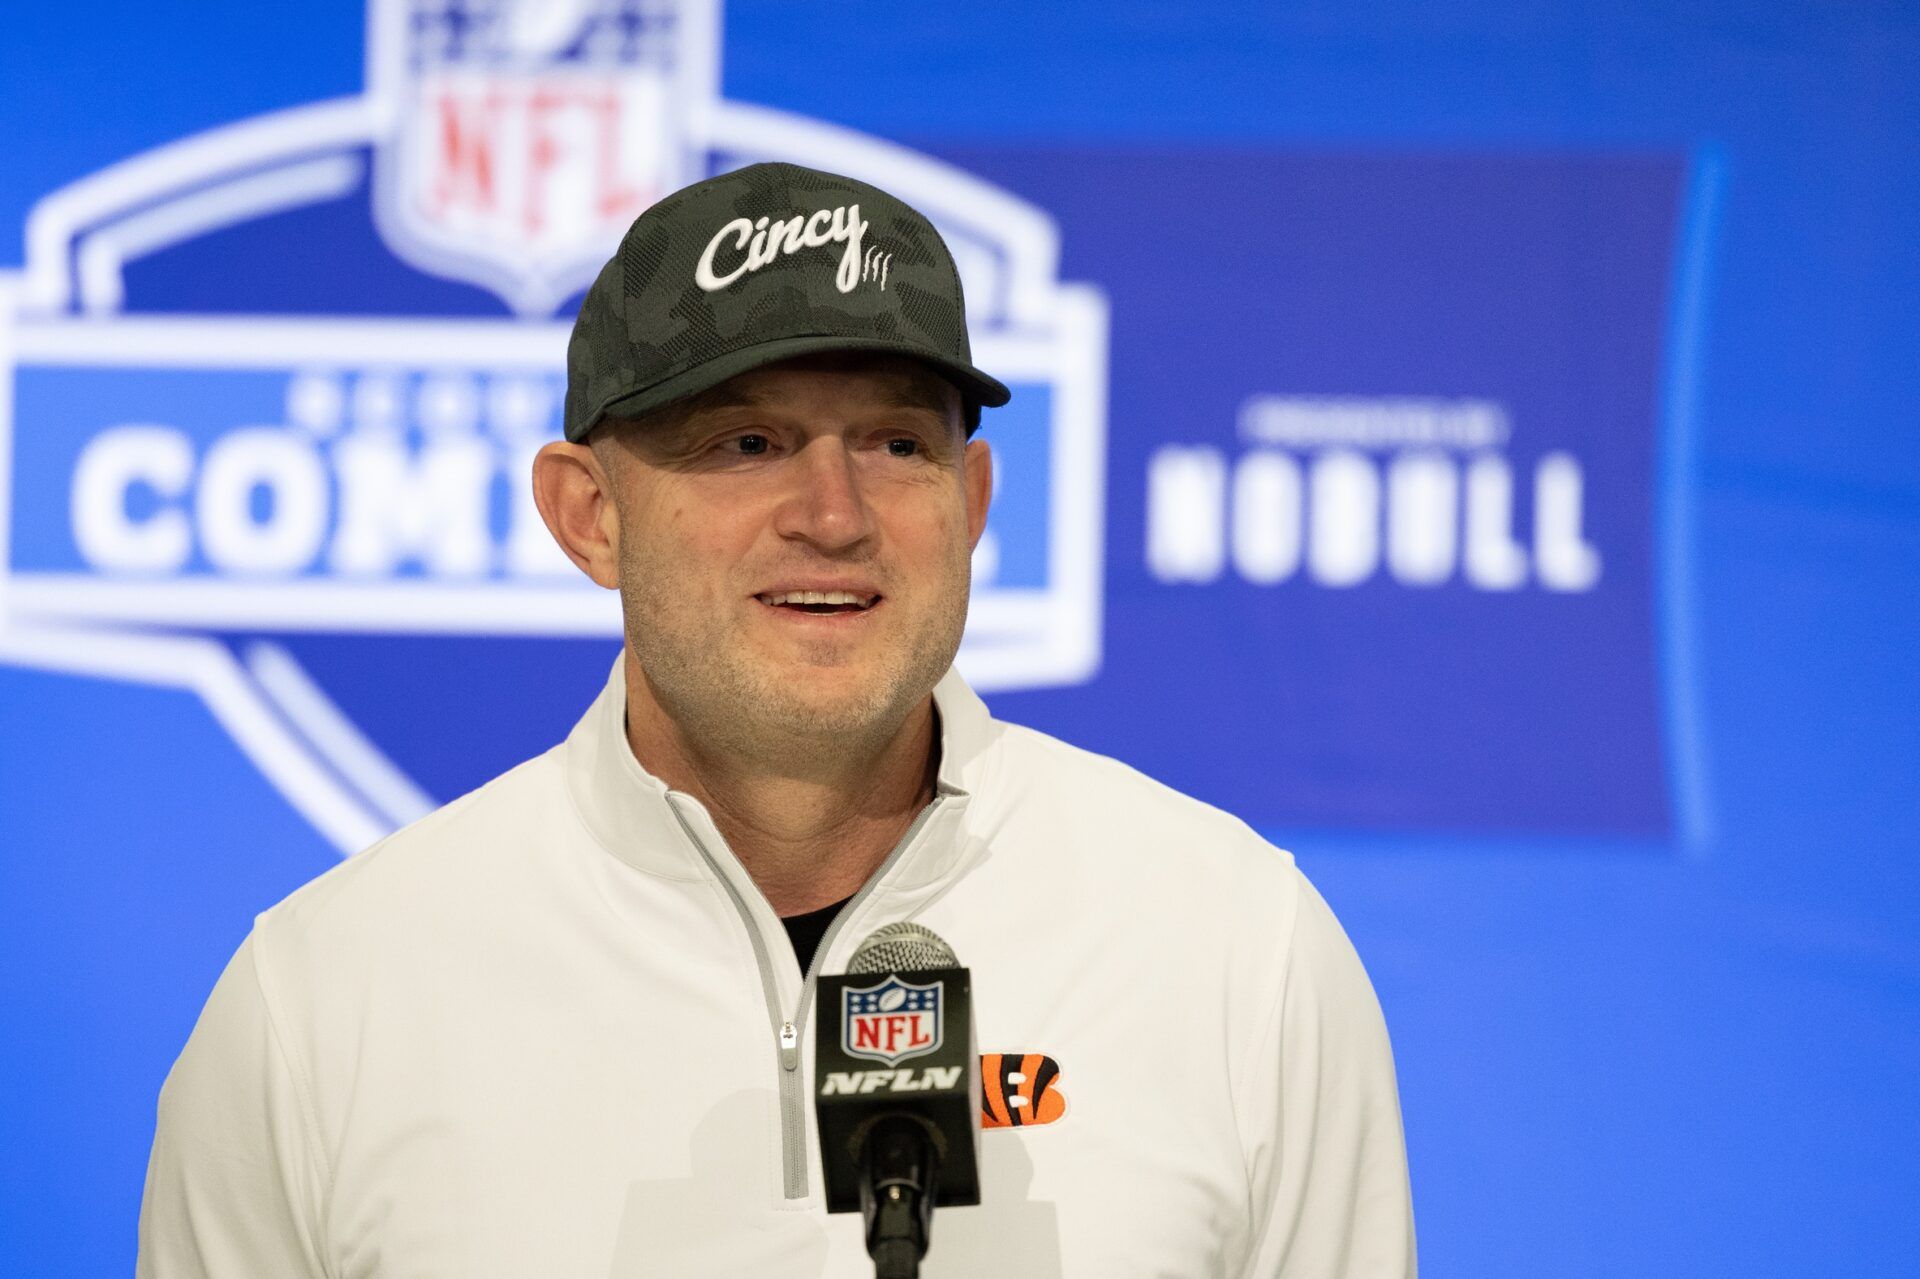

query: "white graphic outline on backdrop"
left=0, top=1, right=1108, bottom=856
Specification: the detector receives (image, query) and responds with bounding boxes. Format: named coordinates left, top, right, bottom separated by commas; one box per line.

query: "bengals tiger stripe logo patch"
left=980, top=1053, right=1067, bottom=1129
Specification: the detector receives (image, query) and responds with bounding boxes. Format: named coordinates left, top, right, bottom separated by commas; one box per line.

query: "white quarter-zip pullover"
left=138, top=661, right=1415, bottom=1277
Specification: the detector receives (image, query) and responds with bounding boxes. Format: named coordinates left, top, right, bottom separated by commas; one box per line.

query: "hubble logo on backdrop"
left=1146, top=395, right=1601, bottom=592
left=0, top=0, right=1110, bottom=854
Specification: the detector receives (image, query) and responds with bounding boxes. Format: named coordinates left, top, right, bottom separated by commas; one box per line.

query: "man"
left=138, top=162, right=1415, bottom=1277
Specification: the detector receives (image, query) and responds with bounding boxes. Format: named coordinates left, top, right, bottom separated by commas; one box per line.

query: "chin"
left=756, top=654, right=921, bottom=734
left=773, top=671, right=896, bottom=727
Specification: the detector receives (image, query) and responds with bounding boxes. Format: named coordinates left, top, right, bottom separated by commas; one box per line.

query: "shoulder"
left=956, top=716, right=1335, bottom=1090
left=979, top=717, right=1296, bottom=865
left=968, top=716, right=1305, bottom=922
left=248, top=746, right=571, bottom=974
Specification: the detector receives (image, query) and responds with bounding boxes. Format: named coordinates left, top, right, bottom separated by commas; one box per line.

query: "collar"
left=562, top=656, right=995, bottom=886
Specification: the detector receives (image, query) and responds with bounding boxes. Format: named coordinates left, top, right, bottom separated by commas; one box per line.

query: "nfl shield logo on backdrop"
left=371, top=0, right=708, bottom=316
left=842, top=977, right=944, bottom=1067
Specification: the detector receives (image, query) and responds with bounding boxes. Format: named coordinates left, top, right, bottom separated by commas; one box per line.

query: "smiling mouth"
left=755, top=589, right=881, bottom=616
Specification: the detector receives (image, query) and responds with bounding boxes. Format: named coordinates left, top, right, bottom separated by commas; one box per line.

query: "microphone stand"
left=859, top=1115, right=941, bottom=1279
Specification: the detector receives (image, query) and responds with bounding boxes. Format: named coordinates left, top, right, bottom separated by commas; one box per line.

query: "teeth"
left=762, top=590, right=872, bottom=607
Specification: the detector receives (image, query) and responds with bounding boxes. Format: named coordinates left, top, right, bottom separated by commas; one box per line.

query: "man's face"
left=589, top=354, right=992, bottom=755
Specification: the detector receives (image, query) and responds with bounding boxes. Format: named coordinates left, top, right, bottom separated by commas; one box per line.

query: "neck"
left=622, top=652, right=939, bottom=917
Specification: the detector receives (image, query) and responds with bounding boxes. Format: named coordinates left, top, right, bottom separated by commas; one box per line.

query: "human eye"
left=725, top=432, right=774, bottom=457
left=876, top=421, right=951, bottom=461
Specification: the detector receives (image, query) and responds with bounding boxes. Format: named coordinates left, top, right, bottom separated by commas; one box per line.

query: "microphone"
left=816, top=922, right=981, bottom=1279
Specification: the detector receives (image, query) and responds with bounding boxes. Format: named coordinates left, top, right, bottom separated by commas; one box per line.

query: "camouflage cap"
left=563, top=162, right=1011, bottom=442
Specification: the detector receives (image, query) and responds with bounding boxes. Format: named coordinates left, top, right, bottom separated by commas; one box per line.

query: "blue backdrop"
left=2, top=2, right=1917, bottom=1274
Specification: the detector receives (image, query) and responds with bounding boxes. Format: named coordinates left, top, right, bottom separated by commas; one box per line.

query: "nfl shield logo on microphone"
left=843, top=977, right=945, bottom=1067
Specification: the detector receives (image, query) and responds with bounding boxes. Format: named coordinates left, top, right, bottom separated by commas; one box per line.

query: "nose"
left=771, top=436, right=875, bottom=552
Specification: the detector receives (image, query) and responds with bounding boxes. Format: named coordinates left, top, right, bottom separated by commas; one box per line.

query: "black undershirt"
left=781, top=896, right=853, bottom=975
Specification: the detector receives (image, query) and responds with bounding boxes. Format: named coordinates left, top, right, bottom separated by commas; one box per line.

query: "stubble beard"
left=619, top=542, right=971, bottom=776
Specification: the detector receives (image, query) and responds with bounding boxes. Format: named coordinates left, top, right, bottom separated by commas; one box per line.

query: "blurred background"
left=1, top=1, right=1915, bottom=1273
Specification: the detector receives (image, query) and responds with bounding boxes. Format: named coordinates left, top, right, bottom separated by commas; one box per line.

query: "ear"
left=962, top=436, right=994, bottom=550
left=531, top=441, right=623, bottom=589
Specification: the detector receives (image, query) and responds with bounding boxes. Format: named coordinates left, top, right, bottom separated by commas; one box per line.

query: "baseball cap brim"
left=577, top=334, right=1011, bottom=441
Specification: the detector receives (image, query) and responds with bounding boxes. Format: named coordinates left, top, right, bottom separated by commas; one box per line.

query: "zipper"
left=792, top=798, right=944, bottom=1043
left=667, top=792, right=950, bottom=1199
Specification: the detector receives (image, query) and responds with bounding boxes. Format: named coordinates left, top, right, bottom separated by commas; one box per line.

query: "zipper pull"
left=779, top=1020, right=800, bottom=1071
